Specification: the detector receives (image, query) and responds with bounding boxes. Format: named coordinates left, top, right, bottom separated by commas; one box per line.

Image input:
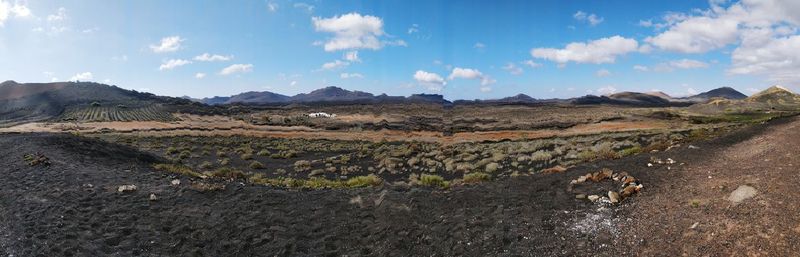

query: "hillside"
left=688, top=86, right=800, bottom=114
left=0, top=81, right=215, bottom=126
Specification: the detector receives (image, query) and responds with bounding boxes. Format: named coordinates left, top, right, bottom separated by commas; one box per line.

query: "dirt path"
left=614, top=116, right=800, bottom=256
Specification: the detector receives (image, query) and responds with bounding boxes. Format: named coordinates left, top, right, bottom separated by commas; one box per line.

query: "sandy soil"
left=0, top=117, right=794, bottom=256
left=612, top=116, right=800, bottom=256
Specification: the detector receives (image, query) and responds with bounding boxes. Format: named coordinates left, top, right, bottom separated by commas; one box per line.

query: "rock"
left=542, top=165, right=567, bottom=174
left=647, top=163, right=653, bottom=167
left=621, top=185, right=637, bottom=197
left=608, top=191, right=620, bottom=203
left=117, top=185, right=137, bottom=192
left=688, top=145, right=700, bottom=149
left=485, top=162, right=501, bottom=173
left=149, top=194, right=158, bottom=201
left=587, top=195, right=600, bottom=202
left=690, top=222, right=699, bottom=230
left=728, top=185, right=758, bottom=204
left=170, top=179, right=181, bottom=186
left=575, top=194, right=586, bottom=199
left=576, top=175, right=588, bottom=184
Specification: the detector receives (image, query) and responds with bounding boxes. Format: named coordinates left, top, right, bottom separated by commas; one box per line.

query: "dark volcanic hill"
left=228, top=91, right=291, bottom=104
left=290, top=86, right=374, bottom=102
left=573, top=92, right=675, bottom=107
left=684, top=87, right=747, bottom=101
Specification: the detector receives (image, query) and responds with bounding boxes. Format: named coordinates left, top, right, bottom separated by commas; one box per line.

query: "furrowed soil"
left=0, top=116, right=796, bottom=256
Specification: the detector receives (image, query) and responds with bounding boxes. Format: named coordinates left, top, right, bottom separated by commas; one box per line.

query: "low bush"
left=153, top=163, right=205, bottom=178
left=249, top=161, right=265, bottom=169
left=211, top=167, right=247, bottom=180
left=462, top=172, right=490, bottom=184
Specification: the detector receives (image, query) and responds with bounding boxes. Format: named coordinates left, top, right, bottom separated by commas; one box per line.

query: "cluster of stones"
left=569, top=168, right=643, bottom=204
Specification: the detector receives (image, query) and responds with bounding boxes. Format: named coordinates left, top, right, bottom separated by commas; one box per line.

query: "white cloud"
left=480, top=86, right=492, bottom=93
left=448, top=67, right=483, bottom=80
left=195, top=73, right=206, bottom=79
left=502, top=63, right=523, bottom=75
left=290, top=81, right=298, bottom=86
left=159, top=59, right=192, bottom=71
left=413, top=70, right=446, bottom=91
left=574, top=11, right=604, bottom=26
left=150, top=36, right=184, bottom=53
left=414, top=70, right=446, bottom=84
left=340, top=73, right=363, bottom=79
left=448, top=67, right=495, bottom=86
left=645, top=16, right=739, bottom=53
left=193, top=53, right=232, bottom=62
left=595, top=69, right=612, bottom=77
left=294, top=2, right=314, bottom=13
left=343, top=51, right=360, bottom=62
left=728, top=33, right=800, bottom=83
left=531, top=36, right=639, bottom=64
left=521, top=60, right=542, bottom=68
left=669, top=59, right=709, bottom=69
left=596, top=85, right=617, bottom=95
left=634, top=59, right=710, bottom=73
left=312, top=12, right=387, bottom=51
left=320, top=60, right=349, bottom=70
left=0, top=1, right=32, bottom=26
left=267, top=2, right=278, bottom=12
left=70, top=72, right=93, bottom=81
left=220, top=64, right=253, bottom=75
left=474, top=42, right=486, bottom=49
left=47, top=7, right=67, bottom=22
left=408, top=24, right=419, bottom=34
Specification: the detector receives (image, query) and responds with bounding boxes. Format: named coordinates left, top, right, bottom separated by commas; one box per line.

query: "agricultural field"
left=58, top=104, right=175, bottom=122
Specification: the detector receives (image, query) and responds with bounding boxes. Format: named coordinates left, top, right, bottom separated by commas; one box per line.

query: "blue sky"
left=1, top=0, right=798, bottom=99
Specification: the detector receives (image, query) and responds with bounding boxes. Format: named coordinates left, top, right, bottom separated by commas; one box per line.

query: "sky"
left=1, top=0, right=799, bottom=100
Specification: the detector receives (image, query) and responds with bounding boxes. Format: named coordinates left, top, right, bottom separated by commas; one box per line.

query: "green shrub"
left=619, top=146, right=642, bottom=157
left=218, top=158, right=230, bottom=166
left=178, top=150, right=192, bottom=159
left=257, top=149, right=271, bottom=156
left=166, top=147, right=179, bottom=155
left=249, top=161, right=265, bottom=169
left=198, top=161, right=214, bottom=170
left=240, top=153, right=253, bottom=160
left=211, top=167, right=246, bottom=180
left=345, top=174, right=382, bottom=187
left=462, top=172, right=490, bottom=184
left=419, top=174, right=446, bottom=187
left=153, top=163, right=204, bottom=178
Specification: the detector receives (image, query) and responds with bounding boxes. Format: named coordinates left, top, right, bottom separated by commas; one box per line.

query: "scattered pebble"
left=608, top=191, right=620, bottom=203
left=588, top=195, right=600, bottom=202
left=690, top=222, right=699, bottom=230
left=171, top=179, right=181, bottom=186
left=117, top=184, right=137, bottom=192
left=149, top=193, right=158, bottom=201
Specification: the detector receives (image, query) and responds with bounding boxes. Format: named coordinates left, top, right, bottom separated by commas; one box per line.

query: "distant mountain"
left=645, top=91, right=672, bottom=100
left=452, top=94, right=538, bottom=105
left=198, top=86, right=449, bottom=105
left=290, top=86, right=374, bottom=102
left=684, top=87, right=747, bottom=101
left=573, top=92, right=675, bottom=107
left=229, top=91, right=290, bottom=104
